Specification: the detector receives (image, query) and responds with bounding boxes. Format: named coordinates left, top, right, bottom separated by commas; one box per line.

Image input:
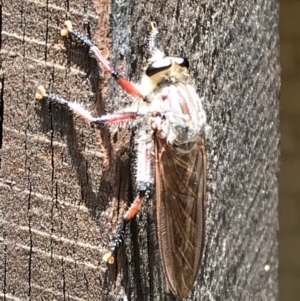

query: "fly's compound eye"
left=173, top=57, right=189, bottom=69
left=146, top=58, right=172, bottom=77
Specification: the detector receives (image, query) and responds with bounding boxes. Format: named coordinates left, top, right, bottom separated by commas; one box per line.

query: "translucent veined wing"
left=155, top=138, right=206, bottom=299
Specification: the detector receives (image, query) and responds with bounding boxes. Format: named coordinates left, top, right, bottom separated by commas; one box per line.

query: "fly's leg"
left=103, top=139, right=152, bottom=264
left=102, top=192, right=148, bottom=264
left=35, top=86, right=137, bottom=124
left=148, top=22, right=159, bottom=53
left=148, top=21, right=165, bottom=58
left=61, top=21, right=143, bottom=99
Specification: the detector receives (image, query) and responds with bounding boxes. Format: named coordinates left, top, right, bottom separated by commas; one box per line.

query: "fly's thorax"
left=149, top=82, right=206, bottom=145
left=136, top=55, right=206, bottom=145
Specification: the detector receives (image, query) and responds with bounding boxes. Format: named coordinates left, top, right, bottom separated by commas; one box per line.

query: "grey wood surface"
left=0, top=0, right=280, bottom=300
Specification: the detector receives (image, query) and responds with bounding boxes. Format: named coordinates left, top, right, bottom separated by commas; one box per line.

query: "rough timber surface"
left=0, top=0, right=280, bottom=301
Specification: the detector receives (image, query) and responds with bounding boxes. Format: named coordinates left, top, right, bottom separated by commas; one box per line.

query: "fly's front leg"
left=103, top=138, right=153, bottom=264
left=148, top=22, right=159, bottom=53
left=35, top=86, right=137, bottom=124
left=61, top=21, right=143, bottom=99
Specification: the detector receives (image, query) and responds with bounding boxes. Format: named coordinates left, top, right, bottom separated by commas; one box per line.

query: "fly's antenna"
left=148, top=22, right=159, bottom=53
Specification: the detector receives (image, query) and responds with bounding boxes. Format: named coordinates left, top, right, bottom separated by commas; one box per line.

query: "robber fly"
left=35, top=21, right=207, bottom=299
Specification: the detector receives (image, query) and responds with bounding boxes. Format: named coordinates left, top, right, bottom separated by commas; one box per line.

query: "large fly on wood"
left=35, top=21, right=207, bottom=299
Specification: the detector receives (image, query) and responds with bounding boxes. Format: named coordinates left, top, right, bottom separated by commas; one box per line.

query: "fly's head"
left=141, top=56, right=190, bottom=98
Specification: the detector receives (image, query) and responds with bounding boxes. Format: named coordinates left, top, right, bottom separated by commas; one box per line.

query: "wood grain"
left=0, top=0, right=280, bottom=300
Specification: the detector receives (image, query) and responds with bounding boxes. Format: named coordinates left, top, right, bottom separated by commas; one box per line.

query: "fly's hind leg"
left=103, top=139, right=153, bottom=264
left=102, top=188, right=150, bottom=264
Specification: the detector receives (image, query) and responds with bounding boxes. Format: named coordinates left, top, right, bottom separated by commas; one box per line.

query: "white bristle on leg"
left=68, top=102, right=96, bottom=123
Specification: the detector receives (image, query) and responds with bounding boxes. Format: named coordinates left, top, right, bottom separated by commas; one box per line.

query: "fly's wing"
left=155, top=139, right=206, bottom=299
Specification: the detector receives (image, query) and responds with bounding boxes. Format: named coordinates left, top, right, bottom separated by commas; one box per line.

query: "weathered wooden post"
left=1, top=1, right=280, bottom=300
